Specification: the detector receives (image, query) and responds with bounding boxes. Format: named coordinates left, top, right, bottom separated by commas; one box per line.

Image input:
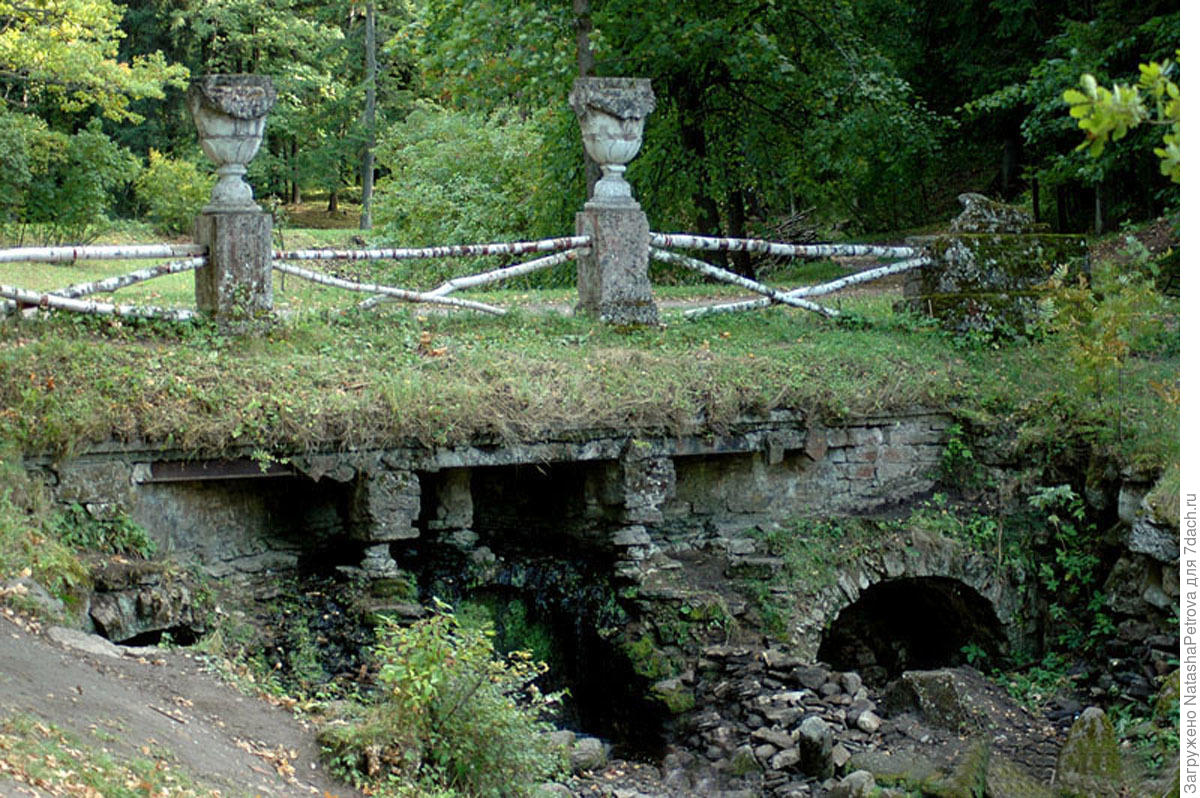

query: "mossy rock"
left=1155, top=669, right=1180, bottom=719
left=900, top=233, right=1088, bottom=335
left=847, top=748, right=942, bottom=791
left=1055, top=707, right=1123, bottom=797
left=925, top=741, right=1052, bottom=798
left=651, top=677, right=695, bottom=714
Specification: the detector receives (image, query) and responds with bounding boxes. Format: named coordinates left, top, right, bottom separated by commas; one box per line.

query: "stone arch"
left=789, top=529, right=1037, bottom=667
left=817, top=576, right=1006, bottom=684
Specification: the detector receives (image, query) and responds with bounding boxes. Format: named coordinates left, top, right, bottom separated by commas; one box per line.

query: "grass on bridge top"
left=0, top=227, right=1178, bottom=485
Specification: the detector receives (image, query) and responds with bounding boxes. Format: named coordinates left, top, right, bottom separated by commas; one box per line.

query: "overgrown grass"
left=0, top=226, right=1178, bottom=489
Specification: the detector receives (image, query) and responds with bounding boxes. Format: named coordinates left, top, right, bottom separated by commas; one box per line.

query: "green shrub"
left=0, top=475, right=89, bottom=613
left=321, top=600, right=565, bottom=797
left=20, top=119, right=139, bottom=244
left=371, top=102, right=573, bottom=289
left=49, top=503, right=156, bottom=559
left=135, top=149, right=214, bottom=235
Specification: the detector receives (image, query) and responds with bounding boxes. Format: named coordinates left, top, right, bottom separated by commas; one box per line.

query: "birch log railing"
left=270, top=236, right=591, bottom=315
left=647, top=232, right=932, bottom=318
left=0, top=245, right=209, bottom=320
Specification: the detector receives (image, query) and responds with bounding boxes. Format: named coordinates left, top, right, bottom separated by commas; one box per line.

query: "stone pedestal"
left=194, top=211, right=273, bottom=320
left=575, top=206, right=658, bottom=324
left=898, top=194, right=1087, bottom=336
left=569, top=76, right=659, bottom=325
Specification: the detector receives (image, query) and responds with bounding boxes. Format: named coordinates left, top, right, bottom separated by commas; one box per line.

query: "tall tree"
left=360, top=0, right=377, bottom=228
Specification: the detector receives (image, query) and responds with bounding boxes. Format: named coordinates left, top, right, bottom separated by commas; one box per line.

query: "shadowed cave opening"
left=817, top=576, right=1006, bottom=685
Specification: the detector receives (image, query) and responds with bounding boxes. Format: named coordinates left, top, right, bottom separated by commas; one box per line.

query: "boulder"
left=569, top=736, right=608, bottom=773
left=1055, top=707, right=1124, bottom=797
left=828, top=770, right=876, bottom=798
left=795, top=715, right=833, bottom=779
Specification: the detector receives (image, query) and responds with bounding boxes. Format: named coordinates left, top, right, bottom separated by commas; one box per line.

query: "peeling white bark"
left=649, top=248, right=837, bottom=317
left=649, top=233, right=918, bottom=260
left=684, top=256, right=931, bottom=318
left=0, top=244, right=207, bottom=263
left=0, top=284, right=198, bottom=321
left=51, top=258, right=206, bottom=299
left=272, top=262, right=505, bottom=315
left=274, top=236, right=590, bottom=263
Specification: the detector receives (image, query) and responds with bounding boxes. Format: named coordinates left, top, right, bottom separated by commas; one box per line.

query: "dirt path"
left=0, top=608, right=361, bottom=797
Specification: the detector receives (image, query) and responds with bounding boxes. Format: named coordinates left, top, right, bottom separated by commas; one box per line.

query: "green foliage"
left=960, top=8, right=1178, bottom=228
left=908, top=494, right=1004, bottom=555
left=0, top=0, right=188, bottom=122
left=1028, top=485, right=1110, bottom=654
left=0, top=462, right=89, bottom=611
left=134, top=149, right=213, bottom=235
left=49, top=503, right=156, bottom=559
left=1036, top=246, right=1178, bottom=469
left=371, top=102, right=567, bottom=285
left=0, top=115, right=140, bottom=244
left=460, top=596, right=557, bottom=672
left=322, top=602, right=565, bottom=797
left=1064, top=56, right=1180, bottom=182
left=938, top=424, right=985, bottom=490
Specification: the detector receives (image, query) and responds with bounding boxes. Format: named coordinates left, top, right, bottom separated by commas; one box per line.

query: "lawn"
left=0, top=224, right=1178, bottom=492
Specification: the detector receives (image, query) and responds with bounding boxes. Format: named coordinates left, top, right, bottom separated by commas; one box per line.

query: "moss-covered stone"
left=1055, top=706, right=1124, bottom=797
left=651, top=677, right=695, bottom=714
left=900, top=233, right=1088, bottom=335
left=847, top=748, right=942, bottom=791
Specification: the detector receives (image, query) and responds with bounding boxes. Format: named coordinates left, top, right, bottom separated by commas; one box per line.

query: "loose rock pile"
left=563, top=648, right=1091, bottom=797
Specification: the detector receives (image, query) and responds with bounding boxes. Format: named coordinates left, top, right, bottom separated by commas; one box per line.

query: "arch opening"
left=817, top=576, right=1006, bottom=685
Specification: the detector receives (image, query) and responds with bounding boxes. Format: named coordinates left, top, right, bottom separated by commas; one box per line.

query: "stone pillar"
left=569, top=77, right=659, bottom=325
left=900, top=193, right=1087, bottom=336
left=193, top=211, right=273, bottom=319
left=188, top=74, right=276, bottom=321
left=427, top=468, right=478, bottom=551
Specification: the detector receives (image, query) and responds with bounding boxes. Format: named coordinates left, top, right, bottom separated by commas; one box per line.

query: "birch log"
left=51, top=258, right=206, bottom=299
left=271, top=262, right=505, bottom=315
left=684, top=256, right=931, bottom=318
left=649, top=248, right=837, bottom=317
left=0, top=244, right=207, bottom=263
left=359, top=249, right=583, bottom=309
left=649, top=233, right=917, bottom=260
left=0, top=285, right=198, bottom=321
left=274, top=236, right=590, bottom=263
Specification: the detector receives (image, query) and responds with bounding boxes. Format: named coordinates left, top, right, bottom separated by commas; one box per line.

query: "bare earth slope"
left=0, top=610, right=361, bottom=797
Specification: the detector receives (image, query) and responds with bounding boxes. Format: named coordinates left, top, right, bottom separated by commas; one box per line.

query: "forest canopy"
left=0, top=0, right=1179, bottom=247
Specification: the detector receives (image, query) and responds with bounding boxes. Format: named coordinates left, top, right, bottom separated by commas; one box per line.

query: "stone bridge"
left=29, top=408, right=1039, bottom=667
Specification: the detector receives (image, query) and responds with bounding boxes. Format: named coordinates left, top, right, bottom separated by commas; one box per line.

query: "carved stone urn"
left=188, top=74, right=276, bottom=212
left=569, top=77, right=656, bottom=208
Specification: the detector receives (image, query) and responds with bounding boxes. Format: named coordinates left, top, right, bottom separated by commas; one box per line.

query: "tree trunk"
left=1032, top=177, right=1040, bottom=224
left=328, top=190, right=339, bottom=213
left=677, top=102, right=724, bottom=265
left=359, top=0, right=377, bottom=230
left=574, top=0, right=601, bottom=200
left=726, top=187, right=752, bottom=278
left=290, top=138, right=300, bottom=205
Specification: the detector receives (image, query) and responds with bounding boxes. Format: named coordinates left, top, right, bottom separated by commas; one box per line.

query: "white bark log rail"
left=649, top=232, right=929, bottom=317
left=0, top=244, right=207, bottom=263
left=0, top=245, right=209, bottom=320
left=272, top=236, right=590, bottom=314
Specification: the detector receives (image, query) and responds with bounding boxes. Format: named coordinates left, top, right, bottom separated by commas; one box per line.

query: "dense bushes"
left=0, top=113, right=139, bottom=244
left=134, top=150, right=214, bottom=236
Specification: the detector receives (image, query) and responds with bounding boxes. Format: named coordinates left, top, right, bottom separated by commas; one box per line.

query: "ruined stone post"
left=569, top=77, right=659, bottom=325
left=188, top=75, right=276, bottom=320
